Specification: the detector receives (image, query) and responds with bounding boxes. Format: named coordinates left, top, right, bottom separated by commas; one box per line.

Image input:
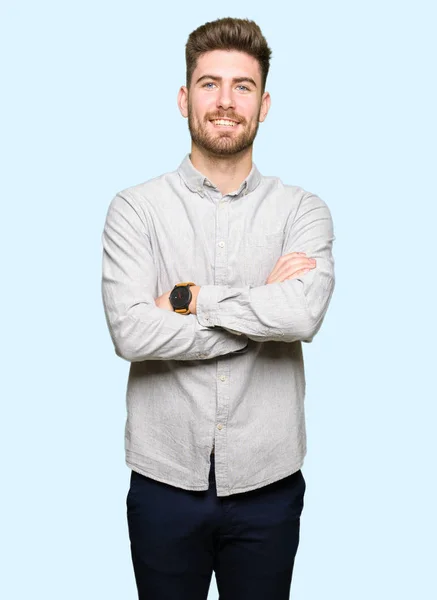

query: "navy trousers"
left=126, top=452, right=306, bottom=599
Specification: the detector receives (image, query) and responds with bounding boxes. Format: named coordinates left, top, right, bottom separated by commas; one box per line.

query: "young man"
left=101, top=17, right=335, bottom=600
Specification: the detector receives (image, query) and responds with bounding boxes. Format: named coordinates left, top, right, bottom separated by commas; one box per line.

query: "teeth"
left=212, top=119, right=237, bottom=126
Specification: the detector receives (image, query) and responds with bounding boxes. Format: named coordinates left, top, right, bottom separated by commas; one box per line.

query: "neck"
left=190, top=144, right=253, bottom=196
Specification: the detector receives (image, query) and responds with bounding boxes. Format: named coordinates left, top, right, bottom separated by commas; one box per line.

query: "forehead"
left=193, top=50, right=261, bottom=83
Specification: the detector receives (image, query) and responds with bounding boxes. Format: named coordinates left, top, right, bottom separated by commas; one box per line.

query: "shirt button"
left=218, top=241, right=225, bottom=248
left=217, top=424, right=223, bottom=430
left=219, top=375, right=226, bottom=382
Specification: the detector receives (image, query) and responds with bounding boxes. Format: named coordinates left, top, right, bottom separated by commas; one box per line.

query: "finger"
left=268, top=253, right=310, bottom=281
left=267, top=262, right=316, bottom=284
left=283, top=268, right=311, bottom=281
left=268, top=258, right=316, bottom=283
left=272, top=268, right=310, bottom=284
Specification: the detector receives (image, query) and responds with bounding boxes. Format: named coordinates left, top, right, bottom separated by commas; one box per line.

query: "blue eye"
left=202, top=82, right=251, bottom=91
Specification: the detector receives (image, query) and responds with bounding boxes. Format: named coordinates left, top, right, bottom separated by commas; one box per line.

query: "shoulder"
left=104, top=167, right=179, bottom=229
left=116, top=167, right=179, bottom=204
left=261, top=174, right=330, bottom=211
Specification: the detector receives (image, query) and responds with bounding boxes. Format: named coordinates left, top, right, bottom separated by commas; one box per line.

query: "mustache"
left=206, top=112, right=244, bottom=123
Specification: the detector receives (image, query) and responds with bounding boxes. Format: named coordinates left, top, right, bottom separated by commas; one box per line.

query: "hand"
left=154, top=286, right=201, bottom=314
left=266, top=252, right=316, bottom=284
left=154, top=290, right=173, bottom=311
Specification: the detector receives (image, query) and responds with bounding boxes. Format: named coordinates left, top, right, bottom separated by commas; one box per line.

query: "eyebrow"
left=195, top=75, right=258, bottom=88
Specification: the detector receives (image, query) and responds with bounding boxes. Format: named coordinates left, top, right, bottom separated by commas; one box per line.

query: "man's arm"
left=194, top=192, right=335, bottom=343
left=101, top=192, right=248, bottom=362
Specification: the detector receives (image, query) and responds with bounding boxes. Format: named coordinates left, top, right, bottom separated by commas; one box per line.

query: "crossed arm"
left=155, top=251, right=317, bottom=315
left=101, top=191, right=335, bottom=362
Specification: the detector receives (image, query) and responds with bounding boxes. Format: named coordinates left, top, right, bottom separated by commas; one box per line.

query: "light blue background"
left=2, top=1, right=436, bottom=598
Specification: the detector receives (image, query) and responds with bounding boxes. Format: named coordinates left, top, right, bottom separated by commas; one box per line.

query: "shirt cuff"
left=196, top=285, right=224, bottom=328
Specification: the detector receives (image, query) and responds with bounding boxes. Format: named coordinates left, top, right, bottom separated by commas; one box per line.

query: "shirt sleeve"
left=101, top=192, right=248, bottom=361
left=196, top=192, right=335, bottom=343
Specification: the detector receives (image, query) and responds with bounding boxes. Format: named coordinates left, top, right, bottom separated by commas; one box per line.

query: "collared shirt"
left=101, top=154, right=335, bottom=496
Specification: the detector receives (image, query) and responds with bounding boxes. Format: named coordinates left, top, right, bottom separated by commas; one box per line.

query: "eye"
left=237, top=85, right=250, bottom=92
left=203, top=82, right=216, bottom=89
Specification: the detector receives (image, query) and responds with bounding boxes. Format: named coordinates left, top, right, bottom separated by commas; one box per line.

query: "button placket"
left=213, top=198, right=230, bottom=484
left=214, top=362, right=230, bottom=470
left=215, top=198, right=228, bottom=284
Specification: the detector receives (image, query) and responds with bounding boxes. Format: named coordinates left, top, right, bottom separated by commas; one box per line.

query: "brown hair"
left=185, top=17, right=272, bottom=93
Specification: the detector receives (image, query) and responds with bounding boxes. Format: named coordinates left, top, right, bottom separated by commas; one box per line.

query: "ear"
left=178, top=86, right=189, bottom=118
left=258, top=91, right=271, bottom=123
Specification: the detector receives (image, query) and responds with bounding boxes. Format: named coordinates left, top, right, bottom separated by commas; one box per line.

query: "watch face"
left=170, top=286, right=191, bottom=309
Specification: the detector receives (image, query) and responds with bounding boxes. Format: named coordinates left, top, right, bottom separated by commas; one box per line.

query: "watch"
left=169, top=282, right=196, bottom=314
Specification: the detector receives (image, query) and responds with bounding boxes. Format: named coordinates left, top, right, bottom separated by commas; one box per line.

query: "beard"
left=187, top=103, right=261, bottom=156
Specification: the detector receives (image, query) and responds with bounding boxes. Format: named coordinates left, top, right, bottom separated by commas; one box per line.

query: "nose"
left=216, top=84, right=235, bottom=110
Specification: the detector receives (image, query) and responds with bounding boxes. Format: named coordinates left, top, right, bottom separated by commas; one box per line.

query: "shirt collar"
left=177, top=153, right=262, bottom=198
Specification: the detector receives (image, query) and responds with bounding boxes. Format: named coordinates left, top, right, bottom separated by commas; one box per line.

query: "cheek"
left=238, top=101, right=261, bottom=122
left=195, top=94, right=216, bottom=114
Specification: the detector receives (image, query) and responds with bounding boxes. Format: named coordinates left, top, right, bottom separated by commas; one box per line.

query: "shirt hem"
left=126, top=452, right=306, bottom=497
left=126, top=459, right=210, bottom=491
left=216, top=455, right=305, bottom=496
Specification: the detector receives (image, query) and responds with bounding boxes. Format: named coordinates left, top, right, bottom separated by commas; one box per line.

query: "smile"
left=210, top=119, right=239, bottom=127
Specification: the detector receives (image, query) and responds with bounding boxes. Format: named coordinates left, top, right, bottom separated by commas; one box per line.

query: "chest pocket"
left=243, top=232, right=284, bottom=287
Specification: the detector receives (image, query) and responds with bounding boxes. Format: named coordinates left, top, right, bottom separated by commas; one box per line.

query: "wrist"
left=189, top=286, right=200, bottom=315
left=169, top=282, right=197, bottom=314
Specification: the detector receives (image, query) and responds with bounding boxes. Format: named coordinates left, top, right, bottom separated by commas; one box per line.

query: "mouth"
left=209, top=118, right=240, bottom=129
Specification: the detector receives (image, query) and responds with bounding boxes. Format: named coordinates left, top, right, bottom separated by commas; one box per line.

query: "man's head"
left=178, top=18, right=272, bottom=158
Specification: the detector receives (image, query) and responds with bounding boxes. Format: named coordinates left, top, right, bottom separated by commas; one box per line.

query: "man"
left=101, top=16, right=335, bottom=600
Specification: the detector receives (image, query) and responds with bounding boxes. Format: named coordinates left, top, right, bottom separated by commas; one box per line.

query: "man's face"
left=181, top=50, right=270, bottom=156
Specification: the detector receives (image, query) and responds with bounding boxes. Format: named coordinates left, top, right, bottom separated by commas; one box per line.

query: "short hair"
left=185, top=17, right=272, bottom=93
